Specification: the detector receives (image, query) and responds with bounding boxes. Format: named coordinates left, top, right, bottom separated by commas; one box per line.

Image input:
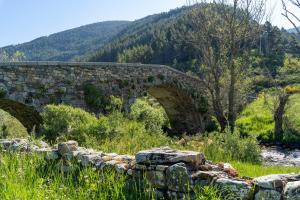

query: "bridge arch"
left=0, top=62, right=209, bottom=135
left=0, top=99, right=43, bottom=133
left=147, top=84, right=207, bottom=134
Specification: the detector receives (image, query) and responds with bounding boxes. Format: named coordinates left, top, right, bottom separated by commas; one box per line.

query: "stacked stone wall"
left=1, top=139, right=299, bottom=200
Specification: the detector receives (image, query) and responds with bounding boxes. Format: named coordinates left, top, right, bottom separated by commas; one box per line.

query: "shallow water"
left=262, top=146, right=300, bottom=166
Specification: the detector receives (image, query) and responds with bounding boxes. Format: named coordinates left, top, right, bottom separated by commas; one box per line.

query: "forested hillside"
left=0, top=21, right=130, bottom=61
left=87, top=5, right=300, bottom=73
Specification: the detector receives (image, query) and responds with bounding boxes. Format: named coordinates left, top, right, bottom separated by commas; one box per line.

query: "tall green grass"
left=0, top=152, right=226, bottom=200
left=232, top=161, right=300, bottom=178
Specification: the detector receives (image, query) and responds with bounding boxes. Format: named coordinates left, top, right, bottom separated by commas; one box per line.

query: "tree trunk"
left=228, top=60, right=236, bottom=133
left=212, top=100, right=227, bottom=132
left=274, top=95, right=290, bottom=141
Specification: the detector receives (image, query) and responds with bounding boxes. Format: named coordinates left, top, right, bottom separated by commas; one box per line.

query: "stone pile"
left=1, top=138, right=300, bottom=200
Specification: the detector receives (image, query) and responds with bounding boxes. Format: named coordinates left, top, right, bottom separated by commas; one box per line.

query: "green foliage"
left=232, top=161, right=300, bottom=178
left=236, top=92, right=300, bottom=143
left=98, top=112, right=171, bottom=155
left=117, top=45, right=154, bottom=63
left=88, top=5, right=202, bottom=72
left=236, top=94, right=274, bottom=141
left=0, top=153, right=155, bottom=200
left=194, top=186, right=227, bottom=200
left=202, top=131, right=262, bottom=164
left=83, top=83, right=109, bottom=113
left=130, top=98, right=168, bottom=133
left=41, top=104, right=100, bottom=143
left=40, top=104, right=171, bottom=154
left=107, top=96, right=123, bottom=113
left=0, top=99, right=42, bottom=133
left=277, top=56, right=300, bottom=85
left=0, top=109, right=28, bottom=138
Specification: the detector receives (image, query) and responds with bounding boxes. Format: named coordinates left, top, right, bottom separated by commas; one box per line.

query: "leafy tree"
left=185, top=0, right=267, bottom=131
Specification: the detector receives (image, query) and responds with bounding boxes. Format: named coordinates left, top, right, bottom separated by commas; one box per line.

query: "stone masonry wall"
left=0, top=62, right=208, bottom=134
left=1, top=138, right=300, bottom=200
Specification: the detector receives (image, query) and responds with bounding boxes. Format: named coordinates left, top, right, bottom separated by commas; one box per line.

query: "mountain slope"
left=0, top=21, right=130, bottom=61
left=87, top=6, right=196, bottom=71
left=87, top=5, right=300, bottom=73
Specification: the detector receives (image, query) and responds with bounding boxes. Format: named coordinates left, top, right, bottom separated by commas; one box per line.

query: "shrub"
left=97, top=111, right=171, bottom=155
left=41, top=104, right=100, bottom=143
left=130, top=98, right=168, bottom=133
left=0, top=109, right=28, bottom=138
left=202, top=131, right=262, bottom=164
left=40, top=104, right=171, bottom=152
left=83, top=83, right=109, bottom=113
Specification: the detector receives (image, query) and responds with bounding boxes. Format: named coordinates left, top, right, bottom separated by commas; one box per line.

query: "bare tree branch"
left=281, top=0, right=300, bottom=34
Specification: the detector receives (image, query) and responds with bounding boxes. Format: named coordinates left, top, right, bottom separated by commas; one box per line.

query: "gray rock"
left=166, top=163, right=193, bottom=192
left=0, top=139, right=13, bottom=149
left=146, top=170, right=166, bottom=189
left=80, top=154, right=102, bottom=167
left=136, top=147, right=205, bottom=166
left=253, top=174, right=289, bottom=190
left=57, top=141, right=78, bottom=156
left=283, top=181, right=300, bottom=200
left=115, top=163, right=129, bottom=174
left=215, top=178, right=253, bottom=200
left=45, top=150, right=59, bottom=160
left=192, top=171, right=228, bottom=187
left=254, top=189, right=281, bottom=200
left=11, top=139, right=29, bottom=151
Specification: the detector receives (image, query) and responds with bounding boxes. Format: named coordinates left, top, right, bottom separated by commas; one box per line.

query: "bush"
left=40, top=104, right=171, bottom=152
left=97, top=111, right=172, bottom=155
left=83, top=83, right=109, bottom=113
left=202, top=131, right=262, bottom=164
left=0, top=109, right=28, bottom=138
left=130, top=98, right=168, bottom=133
left=41, top=104, right=101, bottom=143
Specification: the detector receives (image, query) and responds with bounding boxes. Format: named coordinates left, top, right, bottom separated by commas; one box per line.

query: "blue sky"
left=0, top=0, right=298, bottom=47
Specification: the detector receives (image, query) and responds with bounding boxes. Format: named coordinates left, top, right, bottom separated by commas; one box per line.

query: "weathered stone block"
left=146, top=170, right=166, bottom=189
left=253, top=174, right=286, bottom=190
left=283, top=181, right=300, bottom=199
left=215, top=178, right=253, bottom=200
left=254, top=189, right=281, bottom=200
left=192, top=171, right=228, bottom=187
left=166, top=163, right=193, bottom=192
left=135, top=147, right=205, bottom=166
left=57, top=141, right=78, bottom=156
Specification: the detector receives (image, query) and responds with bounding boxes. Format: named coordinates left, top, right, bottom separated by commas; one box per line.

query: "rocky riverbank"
left=262, top=146, right=300, bottom=166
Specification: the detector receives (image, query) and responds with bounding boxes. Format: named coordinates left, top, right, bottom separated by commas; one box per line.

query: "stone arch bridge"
left=0, top=62, right=209, bottom=134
